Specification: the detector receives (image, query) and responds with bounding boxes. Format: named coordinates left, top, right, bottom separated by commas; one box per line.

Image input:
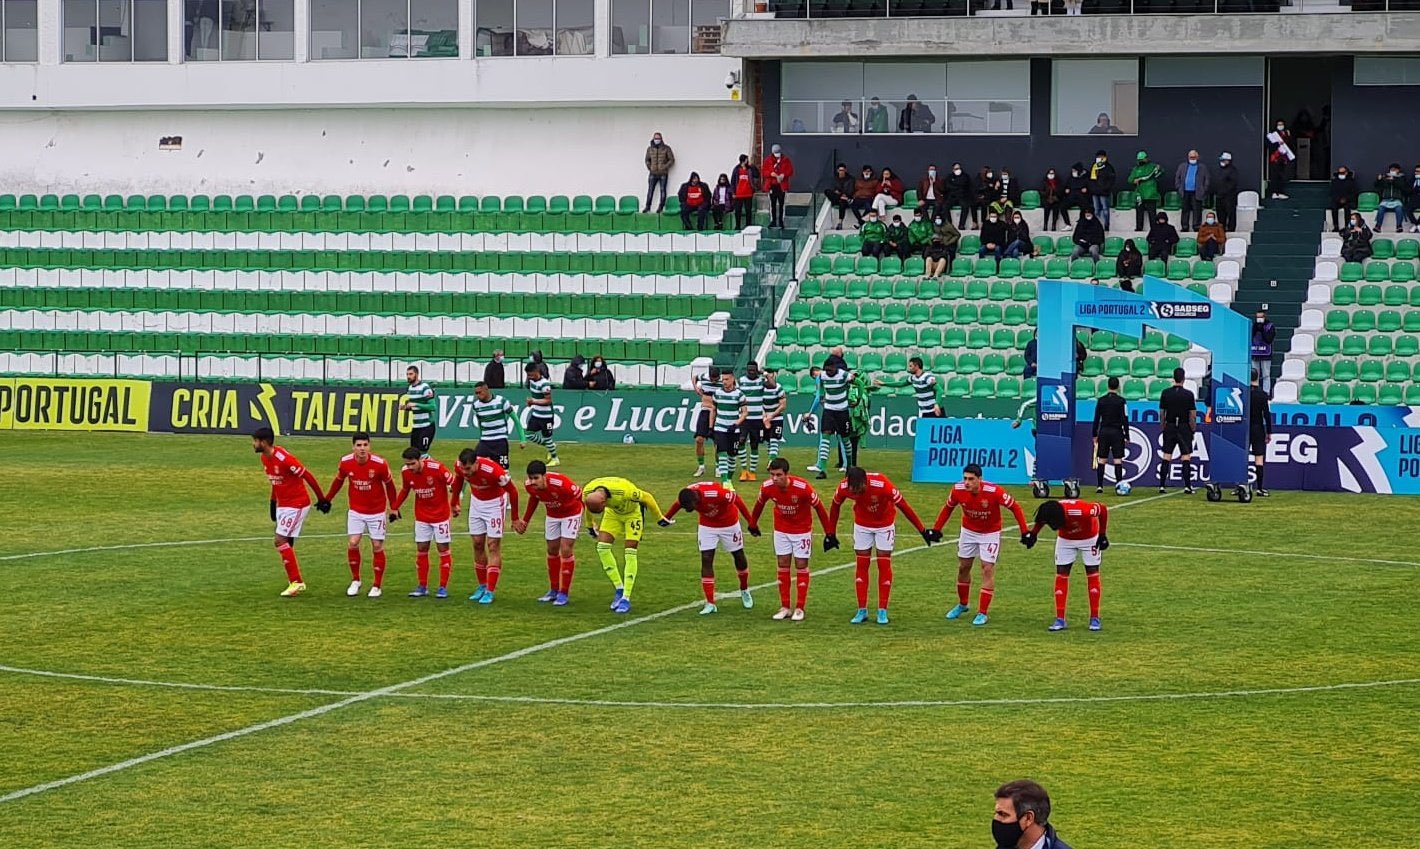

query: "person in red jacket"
left=730, top=153, right=760, bottom=230
left=1026, top=499, right=1109, bottom=632
left=762, top=144, right=794, bottom=228
left=677, top=172, right=710, bottom=231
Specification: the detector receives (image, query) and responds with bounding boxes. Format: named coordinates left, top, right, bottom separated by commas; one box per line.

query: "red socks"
left=854, top=554, right=871, bottom=608
left=438, top=551, right=452, bottom=589
left=277, top=543, right=302, bottom=582
left=486, top=564, right=501, bottom=592
left=415, top=551, right=430, bottom=586
left=876, top=555, right=893, bottom=609
left=1087, top=572, right=1101, bottom=618
left=347, top=548, right=361, bottom=581
left=702, top=576, right=717, bottom=604
left=372, top=550, right=386, bottom=589
left=560, top=557, right=576, bottom=594
left=475, top=562, right=488, bottom=588
left=1054, top=574, right=1070, bottom=619
left=546, top=555, right=561, bottom=591
left=795, top=569, right=810, bottom=610
left=978, top=587, right=995, bottom=614
left=957, top=580, right=971, bottom=606
left=737, top=568, right=750, bottom=591
left=777, top=567, right=791, bottom=608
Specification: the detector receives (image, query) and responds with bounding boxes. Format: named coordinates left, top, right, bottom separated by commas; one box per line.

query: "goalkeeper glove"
left=1097, top=533, right=1110, bottom=551
left=315, top=500, right=332, bottom=514
left=747, top=525, right=762, bottom=538
left=586, top=525, right=599, bottom=539
left=387, top=510, right=400, bottom=523
left=822, top=534, right=840, bottom=552
left=1021, top=532, right=1037, bottom=549
left=920, top=529, right=935, bottom=546
left=657, top=518, right=675, bottom=528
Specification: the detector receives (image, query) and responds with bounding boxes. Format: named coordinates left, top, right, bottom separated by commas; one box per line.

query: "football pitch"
left=0, top=430, right=1417, bottom=848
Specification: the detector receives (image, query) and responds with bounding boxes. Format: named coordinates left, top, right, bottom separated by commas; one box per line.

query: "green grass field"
left=0, top=430, right=1417, bottom=848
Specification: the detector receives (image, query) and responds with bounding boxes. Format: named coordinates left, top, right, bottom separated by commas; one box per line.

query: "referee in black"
left=1092, top=376, right=1129, bottom=493
left=1158, top=367, right=1198, bottom=494
left=1250, top=368, right=1273, bottom=497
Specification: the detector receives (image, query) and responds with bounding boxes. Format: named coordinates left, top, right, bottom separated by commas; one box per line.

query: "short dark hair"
left=963, top=462, right=983, bottom=477
left=406, top=365, right=420, bottom=375
left=401, top=446, right=422, bottom=461
left=845, top=467, right=867, bottom=489
left=527, top=460, right=547, bottom=476
left=909, top=356, right=924, bottom=369
left=474, top=381, right=488, bottom=390
left=352, top=432, right=370, bottom=443
left=768, top=458, right=790, bottom=473
left=458, top=447, right=478, bottom=464
left=1034, top=501, right=1065, bottom=531
left=995, top=780, right=1051, bottom=826
left=1106, top=376, right=1120, bottom=390
left=527, top=363, right=542, bottom=379
left=1173, top=367, right=1186, bottom=383
left=252, top=427, right=275, bottom=444
left=1251, top=369, right=1260, bottom=383
left=678, top=487, right=700, bottom=512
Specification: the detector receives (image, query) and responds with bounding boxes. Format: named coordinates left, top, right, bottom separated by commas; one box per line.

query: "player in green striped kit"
left=907, top=357, right=943, bottom=418
left=761, top=369, right=788, bottom=461
left=524, top=362, right=560, bottom=466
left=471, top=382, right=525, bottom=469
left=402, top=365, right=437, bottom=457
left=736, top=361, right=767, bottom=482
left=710, top=372, right=748, bottom=487
left=807, top=360, right=852, bottom=480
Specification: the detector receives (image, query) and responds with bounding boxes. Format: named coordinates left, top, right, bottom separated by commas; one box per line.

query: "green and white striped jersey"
left=762, top=382, right=787, bottom=421
left=527, top=376, right=554, bottom=419
left=473, top=395, right=517, bottom=440
left=405, top=380, right=435, bottom=428
left=909, top=371, right=939, bottom=415
left=712, top=386, right=747, bottom=431
left=739, top=373, right=766, bottom=417
left=820, top=369, right=851, bottom=412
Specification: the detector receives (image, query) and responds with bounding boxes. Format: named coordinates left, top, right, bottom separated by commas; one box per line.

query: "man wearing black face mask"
left=992, top=780, right=1072, bottom=849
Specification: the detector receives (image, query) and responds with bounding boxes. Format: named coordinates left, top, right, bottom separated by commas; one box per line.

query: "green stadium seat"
left=856, top=257, right=879, bottom=275
left=956, top=353, right=981, bottom=375
left=1166, top=259, right=1190, bottom=281
left=892, top=328, right=916, bottom=349
left=1306, top=360, right=1331, bottom=382
left=1095, top=259, right=1118, bottom=278
left=979, top=304, right=1003, bottom=326
left=1378, top=310, right=1403, bottom=333
left=1406, top=311, right=1420, bottom=333
left=572, top=195, right=595, bottom=214
left=1332, top=359, right=1359, bottom=381
left=930, top=304, right=954, bottom=325
left=1357, top=192, right=1380, bottom=213
left=1174, top=239, right=1197, bottom=259
left=883, top=303, right=907, bottom=324
left=1081, top=355, right=1104, bottom=377
left=1372, top=238, right=1395, bottom=260
left=845, top=326, right=869, bottom=347
left=1351, top=310, right=1377, bottom=332
left=1391, top=262, right=1416, bottom=283
left=860, top=352, right=885, bottom=372
left=1299, top=382, right=1325, bottom=404
left=1352, top=383, right=1378, bottom=404
left=974, top=258, right=998, bottom=276
left=1003, top=305, right=1028, bottom=326
left=1383, top=285, right=1408, bottom=306
left=1378, top=383, right=1405, bottom=405
left=1113, top=333, right=1138, bottom=353
left=1019, top=190, right=1040, bottom=210
left=787, top=350, right=811, bottom=372
left=1331, top=284, right=1356, bottom=306
left=1155, top=356, right=1181, bottom=378
left=946, top=376, right=970, bottom=398
left=880, top=256, right=904, bottom=276
left=1090, top=330, right=1113, bottom=352
left=1191, top=261, right=1216, bottom=281
left=1407, top=385, right=1420, bottom=406
left=1114, top=191, right=1136, bottom=211
left=820, top=233, right=844, bottom=254
left=618, top=195, right=639, bottom=214
left=963, top=279, right=987, bottom=301
left=956, top=303, right=980, bottom=324
left=1076, top=377, right=1098, bottom=400
left=1070, top=259, right=1094, bottom=280
left=809, top=256, right=831, bottom=276
left=1130, top=357, right=1154, bottom=378
left=1140, top=330, right=1164, bottom=352
left=917, top=278, right=941, bottom=299
left=1341, top=334, right=1366, bottom=356
left=1122, top=378, right=1147, bottom=401
left=919, top=327, right=944, bottom=348
left=943, top=327, right=968, bottom=349
left=1358, top=360, right=1384, bottom=382
left=981, top=354, right=1006, bottom=375
left=941, top=279, right=965, bottom=299
left=1045, top=258, right=1069, bottom=278
left=1385, top=360, right=1410, bottom=382
left=996, top=259, right=1021, bottom=280
left=1105, top=355, right=1129, bottom=377
left=822, top=326, right=845, bottom=347
left=906, top=303, right=930, bottom=324
left=967, top=377, right=993, bottom=398
left=1338, top=262, right=1363, bottom=283
left=1033, top=236, right=1054, bottom=256
left=1396, top=335, right=1420, bottom=356
left=810, top=302, right=834, bottom=322
left=991, top=329, right=1014, bottom=350
left=832, top=256, right=856, bottom=276
left=1325, top=310, right=1349, bottom=332
left=1358, top=283, right=1384, bottom=305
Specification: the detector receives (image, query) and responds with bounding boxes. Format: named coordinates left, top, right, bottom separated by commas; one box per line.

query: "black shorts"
left=695, top=409, right=713, bottom=439
left=1161, top=425, right=1193, bottom=456
left=713, top=428, right=740, bottom=456
left=474, top=438, right=510, bottom=469
left=528, top=415, right=554, bottom=439
left=1095, top=427, right=1126, bottom=460
left=745, top=420, right=765, bottom=448
left=763, top=420, right=784, bottom=442
left=1249, top=426, right=1268, bottom=456
left=410, top=424, right=437, bottom=454
left=821, top=408, right=851, bottom=438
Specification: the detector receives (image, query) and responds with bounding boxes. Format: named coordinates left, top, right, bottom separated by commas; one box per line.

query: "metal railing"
left=738, top=0, right=1413, bottom=17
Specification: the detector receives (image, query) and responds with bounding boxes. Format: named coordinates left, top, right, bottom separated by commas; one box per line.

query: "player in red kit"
left=454, top=448, right=520, bottom=605
left=514, top=460, right=583, bottom=607
left=1027, top=499, right=1109, bottom=632
left=325, top=432, right=399, bottom=598
left=750, top=458, right=832, bottom=621
left=251, top=427, right=329, bottom=598
left=666, top=480, right=758, bottom=615
left=827, top=466, right=932, bottom=625
left=391, top=446, right=457, bottom=599
left=931, top=462, right=1029, bottom=627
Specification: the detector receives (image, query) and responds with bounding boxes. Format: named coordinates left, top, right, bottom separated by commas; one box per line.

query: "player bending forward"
left=666, top=481, right=758, bottom=615
left=326, top=432, right=399, bottom=598
left=454, top=449, right=520, bottom=605
left=583, top=477, right=674, bottom=614
left=750, top=458, right=833, bottom=621
left=252, top=426, right=330, bottom=598
left=932, top=463, right=1030, bottom=627
left=1026, top=499, right=1109, bottom=632
left=516, top=460, right=583, bottom=606
left=392, top=447, right=458, bottom=599
left=827, top=466, right=932, bottom=625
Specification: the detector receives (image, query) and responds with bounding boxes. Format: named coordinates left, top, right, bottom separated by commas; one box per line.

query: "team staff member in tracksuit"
left=1092, top=376, right=1129, bottom=493
left=1250, top=368, right=1273, bottom=497
left=1157, top=367, right=1198, bottom=494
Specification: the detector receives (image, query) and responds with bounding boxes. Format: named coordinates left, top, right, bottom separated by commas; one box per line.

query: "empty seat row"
left=778, top=325, right=1035, bottom=352
left=0, top=192, right=647, bottom=216
left=1322, top=309, right=1420, bottom=333
left=809, top=254, right=1216, bottom=281
left=1311, top=333, right=1420, bottom=357
left=799, top=277, right=1036, bottom=302
left=1305, top=359, right=1420, bottom=383
left=1329, top=283, right=1420, bottom=307
left=1336, top=261, right=1419, bottom=284
left=1298, top=381, right=1420, bottom=406
left=788, top=301, right=1037, bottom=327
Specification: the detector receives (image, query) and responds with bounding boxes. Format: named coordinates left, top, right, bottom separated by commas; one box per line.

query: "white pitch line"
left=1113, top=541, right=1420, bottom=568
left=0, top=533, right=350, bottom=562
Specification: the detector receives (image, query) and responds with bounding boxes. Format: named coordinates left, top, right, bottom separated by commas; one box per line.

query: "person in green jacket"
left=860, top=211, right=888, bottom=258
left=865, top=97, right=890, bottom=133
left=884, top=213, right=911, bottom=261
left=907, top=206, right=934, bottom=255
left=1129, top=150, right=1163, bottom=233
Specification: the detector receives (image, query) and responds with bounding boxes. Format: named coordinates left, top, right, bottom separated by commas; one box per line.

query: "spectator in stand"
left=1340, top=213, right=1373, bottom=263
left=975, top=165, right=1001, bottom=227
left=1064, top=162, right=1089, bottom=229
left=946, top=162, right=975, bottom=228
left=851, top=165, right=878, bottom=225
left=1004, top=210, right=1033, bottom=259
left=643, top=132, right=674, bottom=213
left=1213, top=151, right=1240, bottom=232
left=1328, top=165, right=1357, bottom=233
left=1087, top=150, right=1116, bottom=229
left=1407, top=163, right=1420, bottom=234
left=908, top=207, right=933, bottom=256
left=897, top=94, right=936, bottom=133
left=1266, top=119, right=1295, bottom=200
left=525, top=348, right=546, bottom=383
left=1174, top=149, right=1211, bottom=231
left=923, top=233, right=952, bottom=278
left=1023, top=331, right=1038, bottom=378
left=932, top=211, right=961, bottom=263
left=730, top=154, right=760, bottom=230
left=1042, top=167, right=1069, bottom=232
left=1030, top=0, right=1049, bottom=14
left=1116, top=239, right=1143, bottom=285
left=999, top=167, right=1022, bottom=205
left=1251, top=311, right=1276, bottom=394
left=1146, top=211, right=1180, bottom=260
left=1196, top=210, right=1226, bottom=261
left=1088, top=112, right=1123, bottom=135
left=587, top=356, right=615, bottom=391
left=483, top=349, right=506, bottom=388
left=873, top=167, right=905, bottom=219
left=1129, top=150, right=1163, bottom=232
left=563, top=354, right=587, bottom=389
left=885, top=214, right=911, bottom=261
left=831, top=100, right=861, bottom=134
left=918, top=164, right=947, bottom=220
left=762, top=144, right=794, bottom=229
left=824, top=162, right=854, bottom=228
left=677, top=172, right=710, bottom=231
left=865, top=97, right=890, bottom=133
left=978, top=208, right=1009, bottom=262
left=711, top=173, right=733, bottom=231
left=859, top=210, right=887, bottom=258
left=988, top=193, right=1015, bottom=222
left=1069, top=208, right=1105, bottom=262
left=1374, top=162, right=1407, bottom=234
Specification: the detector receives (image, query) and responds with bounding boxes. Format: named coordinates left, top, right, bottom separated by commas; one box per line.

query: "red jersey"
left=395, top=458, right=457, bottom=523
left=665, top=481, right=750, bottom=529
left=830, top=473, right=925, bottom=532
left=454, top=458, right=519, bottom=516
left=262, top=446, right=317, bottom=508
left=522, top=472, right=584, bottom=522
left=751, top=476, right=830, bottom=535
left=934, top=481, right=1028, bottom=535
left=327, top=453, right=397, bottom=515
left=1032, top=499, right=1108, bottom=541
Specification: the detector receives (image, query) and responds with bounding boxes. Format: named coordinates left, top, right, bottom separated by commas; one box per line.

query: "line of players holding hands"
left=251, top=427, right=1112, bottom=632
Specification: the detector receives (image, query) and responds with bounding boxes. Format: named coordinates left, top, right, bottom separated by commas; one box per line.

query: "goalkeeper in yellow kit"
left=582, top=476, right=674, bottom=614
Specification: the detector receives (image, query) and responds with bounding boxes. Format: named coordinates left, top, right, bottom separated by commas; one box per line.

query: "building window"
left=612, top=0, right=722, bottom=54
left=63, top=0, right=169, bottom=62
left=184, top=1, right=295, bottom=61
left=1052, top=58, right=1139, bottom=136
left=477, top=0, right=593, bottom=56
left=1145, top=56, right=1263, bottom=88
left=311, top=0, right=459, bottom=60
left=946, top=60, right=1029, bottom=135
left=1, top=0, right=38, bottom=62
left=1354, top=56, right=1420, bottom=86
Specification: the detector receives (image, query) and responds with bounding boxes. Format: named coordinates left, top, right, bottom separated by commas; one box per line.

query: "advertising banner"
left=912, top=418, right=1035, bottom=484
left=150, top=383, right=412, bottom=437
left=0, top=377, right=150, bottom=432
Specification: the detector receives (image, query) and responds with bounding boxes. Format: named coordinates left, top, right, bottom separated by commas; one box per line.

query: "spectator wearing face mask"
left=711, top=174, right=733, bottom=231
left=677, top=172, right=710, bottom=231
left=762, top=144, right=794, bottom=229
left=975, top=165, right=1001, bottom=229
left=992, top=780, right=1073, bottom=849
left=999, top=168, right=1022, bottom=205
left=1174, top=149, right=1211, bottom=232
left=1063, top=162, right=1089, bottom=228
left=1251, top=311, right=1276, bottom=394
left=730, top=154, right=760, bottom=231
left=1116, top=238, right=1143, bottom=284
left=907, top=206, right=933, bottom=256
left=1087, top=151, right=1116, bottom=229
left=851, top=165, right=878, bottom=226
left=932, top=213, right=960, bottom=263
left=1406, top=164, right=1420, bottom=234
left=1004, top=211, right=1032, bottom=259
left=824, top=162, right=854, bottom=228
left=865, top=97, right=890, bottom=133
left=1146, top=211, right=1179, bottom=260
left=918, top=164, right=946, bottom=220
left=859, top=211, right=887, bottom=258
left=643, top=132, right=675, bottom=213
left=483, top=349, right=506, bottom=388
left=1266, top=120, right=1294, bottom=200
left=923, top=233, right=952, bottom=278
left=988, top=194, right=1015, bottom=222
left=1375, top=162, right=1407, bottom=234
left=1129, top=150, right=1163, bottom=233
left=873, top=167, right=905, bottom=219
left=1069, top=209, right=1105, bottom=262
left=945, top=162, right=975, bottom=228
left=1041, top=167, right=1069, bottom=232
left=885, top=214, right=911, bottom=262
left=1341, top=213, right=1373, bottom=263
left=1196, top=211, right=1226, bottom=261
left=1329, top=166, right=1357, bottom=232
left=563, top=354, right=587, bottom=389
left=587, top=357, right=615, bottom=391
left=979, top=209, right=1009, bottom=262
left=1213, top=152, right=1240, bottom=232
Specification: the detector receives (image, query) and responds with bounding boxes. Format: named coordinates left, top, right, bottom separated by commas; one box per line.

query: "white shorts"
left=544, top=515, right=583, bottom=541
left=1055, top=535, right=1102, bottom=567
left=467, top=497, right=506, bottom=538
left=773, top=530, right=814, bottom=560
left=346, top=510, right=387, bottom=541
left=852, top=523, right=895, bottom=552
left=414, top=519, right=453, bottom=545
left=275, top=506, right=310, bottom=539
left=698, top=524, right=744, bottom=553
left=958, top=529, right=1002, bottom=563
